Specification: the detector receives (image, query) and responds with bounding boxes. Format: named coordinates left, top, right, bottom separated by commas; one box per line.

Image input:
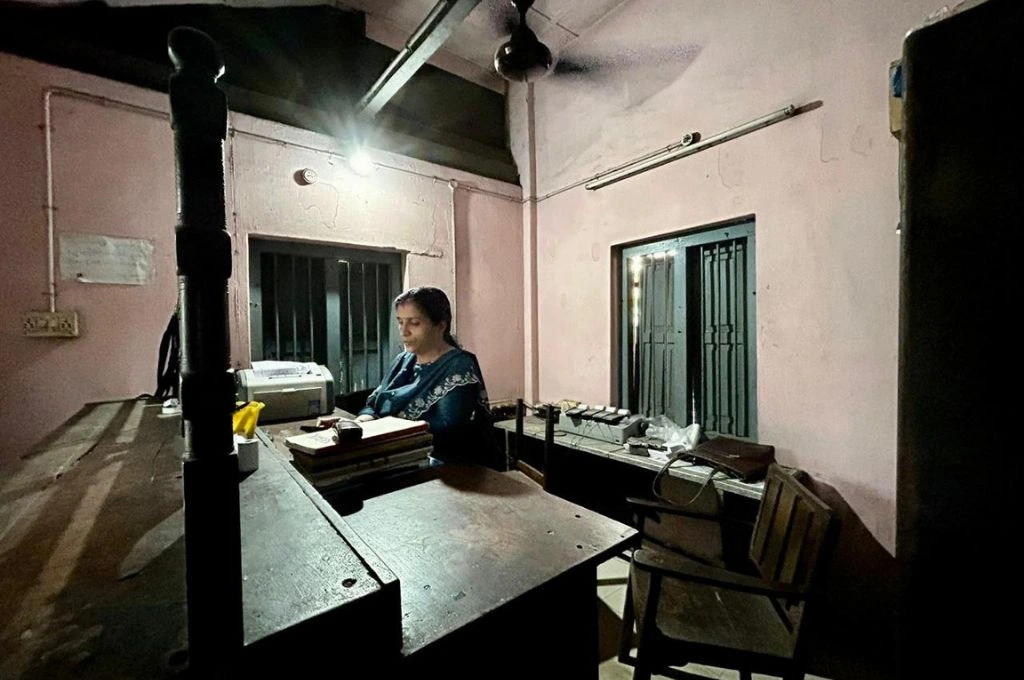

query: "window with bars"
left=619, top=221, right=757, bottom=438
left=248, top=239, right=402, bottom=394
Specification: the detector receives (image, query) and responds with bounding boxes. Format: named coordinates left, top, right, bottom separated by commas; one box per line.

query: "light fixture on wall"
left=295, top=167, right=319, bottom=185
left=348, top=149, right=375, bottom=176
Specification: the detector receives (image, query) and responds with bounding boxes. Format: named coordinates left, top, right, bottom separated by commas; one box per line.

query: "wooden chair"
left=335, top=387, right=373, bottom=416
left=620, top=464, right=836, bottom=680
left=508, top=398, right=556, bottom=489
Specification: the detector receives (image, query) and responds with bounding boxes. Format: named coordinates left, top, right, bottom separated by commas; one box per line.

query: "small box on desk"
left=234, top=434, right=259, bottom=473
left=556, top=413, right=643, bottom=445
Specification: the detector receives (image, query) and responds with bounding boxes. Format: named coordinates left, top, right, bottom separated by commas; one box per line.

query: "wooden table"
left=495, top=416, right=775, bottom=567
left=0, top=401, right=635, bottom=678
left=342, top=464, right=635, bottom=676
left=0, top=400, right=399, bottom=679
left=495, top=416, right=768, bottom=500
left=265, top=413, right=637, bottom=675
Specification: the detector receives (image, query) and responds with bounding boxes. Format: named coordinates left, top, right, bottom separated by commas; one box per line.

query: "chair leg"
left=632, top=648, right=653, bottom=680
left=618, top=573, right=635, bottom=663
left=632, top=573, right=662, bottom=680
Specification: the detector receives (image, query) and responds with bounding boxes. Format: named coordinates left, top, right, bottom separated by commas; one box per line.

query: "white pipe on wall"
left=38, top=87, right=516, bottom=318
left=40, top=87, right=169, bottom=313
left=584, top=102, right=820, bottom=190
left=43, top=89, right=56, bottom=313
left=526, top=101, right=823, bottom=201
left=448, top=179, right=458, bottom=333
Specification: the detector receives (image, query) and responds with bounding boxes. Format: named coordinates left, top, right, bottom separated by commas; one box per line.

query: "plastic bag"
left=232, top=401, right=265, bottom=439
left=644, top=415, right=701, bottom=453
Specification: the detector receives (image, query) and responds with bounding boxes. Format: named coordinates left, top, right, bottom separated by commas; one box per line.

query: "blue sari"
left=359, top=348, right=492, bottom=459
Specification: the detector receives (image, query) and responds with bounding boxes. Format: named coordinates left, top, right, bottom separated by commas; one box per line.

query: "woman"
left=357, top=287, right=492, bottom=461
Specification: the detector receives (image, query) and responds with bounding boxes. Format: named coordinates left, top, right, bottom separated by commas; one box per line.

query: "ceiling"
left=0, top=0, right=635, bottom=182
left=343, top=0, right=631, bottom=89
left=0, top=0, right=525, bottom=181
left=10, top=0, right=631, bottom=90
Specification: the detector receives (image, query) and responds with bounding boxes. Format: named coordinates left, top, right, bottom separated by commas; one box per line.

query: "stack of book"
left=284, top=416, right=432, bottom=489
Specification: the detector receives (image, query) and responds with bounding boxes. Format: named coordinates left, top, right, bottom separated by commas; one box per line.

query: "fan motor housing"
left=494, top=36, right=553, bottom=82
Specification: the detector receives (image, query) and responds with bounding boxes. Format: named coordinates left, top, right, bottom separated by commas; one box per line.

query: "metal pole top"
left=168, top=26, right=225, bottom=80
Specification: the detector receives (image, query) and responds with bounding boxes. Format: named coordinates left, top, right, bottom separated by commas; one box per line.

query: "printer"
left=235, top=362, right=335, bottom=422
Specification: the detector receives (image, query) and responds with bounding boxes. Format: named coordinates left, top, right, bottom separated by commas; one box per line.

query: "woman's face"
left=396, top=301, right=445, bottom=354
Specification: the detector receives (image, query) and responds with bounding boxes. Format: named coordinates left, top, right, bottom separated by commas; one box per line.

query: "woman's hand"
left=355, top=414, right=376, bottom=423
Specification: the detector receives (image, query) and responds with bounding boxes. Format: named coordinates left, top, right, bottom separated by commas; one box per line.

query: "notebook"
left=303, top=447, right=433, bottom=489
left=291, top=432, right=434, bottom=471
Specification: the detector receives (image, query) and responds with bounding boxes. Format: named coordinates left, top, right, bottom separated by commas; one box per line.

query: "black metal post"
left=896, top=2, right=1021, bottom=675
left=514, top=398, right=525, bottom=467
left=543, top=405, right=555, bottom=492
left=168, top=26, right=243, bottom=674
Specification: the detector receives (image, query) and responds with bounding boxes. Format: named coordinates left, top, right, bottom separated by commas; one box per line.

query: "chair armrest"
left=632, top=548, right=810, bottom=600
left=625, top=497, right=754, bottom=527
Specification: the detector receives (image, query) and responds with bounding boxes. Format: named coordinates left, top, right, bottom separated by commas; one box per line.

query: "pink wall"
left=454, top=188, right=525, bottom=402
left=223, top=114, right=524, bottom=400
left=510, top=0, right=947, bottom=554
left=0, top=58, right=177, bottom=469
left=0, top=54, right=523, bottom=468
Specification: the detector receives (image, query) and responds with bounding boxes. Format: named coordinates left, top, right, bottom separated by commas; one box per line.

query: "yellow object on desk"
left=232, top=401, right=265, bottom=439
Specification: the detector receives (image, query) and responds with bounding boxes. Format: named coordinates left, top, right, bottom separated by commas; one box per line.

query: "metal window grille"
left=620, top=221, right=757, bottom=438
left=249, top=239, right=402, bottom=394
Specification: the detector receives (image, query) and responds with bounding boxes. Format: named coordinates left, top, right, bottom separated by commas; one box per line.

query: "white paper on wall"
left=59, top=233, right=155, bottom=285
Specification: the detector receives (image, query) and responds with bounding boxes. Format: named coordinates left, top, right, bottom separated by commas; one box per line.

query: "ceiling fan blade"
left=552, top=56, right=594, bottom=76
left=551, top=44, right=702, bottom=80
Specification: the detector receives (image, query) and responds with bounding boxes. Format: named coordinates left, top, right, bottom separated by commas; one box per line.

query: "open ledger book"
left=284, top=416, right=429, bottom=456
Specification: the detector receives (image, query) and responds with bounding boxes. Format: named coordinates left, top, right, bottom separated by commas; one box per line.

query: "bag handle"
left=651, top=451, right=719, bottom=506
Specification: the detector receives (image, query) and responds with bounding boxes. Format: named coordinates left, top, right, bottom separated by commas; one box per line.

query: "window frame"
left=248, top=237, right=403, bottom=393
left=617, top=220, right=757, bottom=438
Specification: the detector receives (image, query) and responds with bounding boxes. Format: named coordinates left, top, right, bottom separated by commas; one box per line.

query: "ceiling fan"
left=491, top=0, right=702, bottom=86
left=492, top=0, right=558, bottom=82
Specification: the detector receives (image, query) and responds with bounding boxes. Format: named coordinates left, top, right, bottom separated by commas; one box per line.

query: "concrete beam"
left=357, top=0, right=483, bottom=119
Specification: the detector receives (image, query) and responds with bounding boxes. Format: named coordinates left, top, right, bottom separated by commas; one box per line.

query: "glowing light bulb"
left=348, top=149, right=374, bottom=176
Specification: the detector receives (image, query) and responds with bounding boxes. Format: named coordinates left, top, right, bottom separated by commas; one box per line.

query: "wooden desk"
left=495, top=417, right=775, bottom=567
left=341, top=464, right=635, bottom=675
left=495, top=416, right=768, bottom=500
left=1, top=401, right=635, bottom=679
left=265, top=413, right=637, bottom=675
left=0, top=400, right=399, bottom=679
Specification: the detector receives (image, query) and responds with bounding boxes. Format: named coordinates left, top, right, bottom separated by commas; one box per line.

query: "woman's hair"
left=394, top=287, right=460, bottom=348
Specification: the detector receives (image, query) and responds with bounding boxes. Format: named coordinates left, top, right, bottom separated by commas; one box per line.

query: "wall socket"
left=23, top=310, right=80, bottom=338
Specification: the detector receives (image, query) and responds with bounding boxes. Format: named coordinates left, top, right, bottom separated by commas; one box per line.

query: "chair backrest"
left=749, top=465, right=834, bottom=592
left=510, top=399, right=555, bottom=487
left=336, top=387, right=373, bottom=415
